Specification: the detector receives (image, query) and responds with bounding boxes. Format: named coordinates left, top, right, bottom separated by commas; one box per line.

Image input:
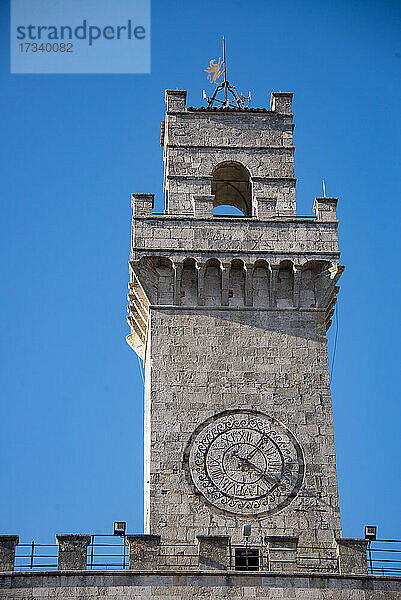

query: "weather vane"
left=203, top=36, right=251, bottom=109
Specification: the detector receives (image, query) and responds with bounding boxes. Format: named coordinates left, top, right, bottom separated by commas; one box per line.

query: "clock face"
left=185, top=410, right=304, bottom=516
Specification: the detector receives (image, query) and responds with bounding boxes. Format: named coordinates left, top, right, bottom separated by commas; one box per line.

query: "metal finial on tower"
left=203, top=36, right=251, bottom=109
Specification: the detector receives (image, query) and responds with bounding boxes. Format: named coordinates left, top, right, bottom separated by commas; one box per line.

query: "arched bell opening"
left=253, top=260, right=270, bottom=307
left=204, top=259, right=222, bottom=306
left=180, top=258, right=198, bottom=306
left=277, top=260, right=294, bottom=308
left=211, top=162, right=252, bottom=217
left=229, top=259, right=246, bottom=307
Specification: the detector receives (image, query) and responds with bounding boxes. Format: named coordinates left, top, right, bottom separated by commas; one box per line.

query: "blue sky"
left=1, top=0, right=400, bottom=544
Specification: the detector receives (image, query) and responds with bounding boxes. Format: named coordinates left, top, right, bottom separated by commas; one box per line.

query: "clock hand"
left=245, top=435, right=270, bottom=460
left=237, top=456, right=281, bottom=486
left=231, top=451, right=280, bottom=485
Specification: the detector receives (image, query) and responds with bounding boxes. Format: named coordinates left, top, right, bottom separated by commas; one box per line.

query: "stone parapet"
left=192, top=195, right=214, bottom=217
left=270, top=92, right=294, bottom=115
left=131, top=193, right=154, bottom=217
left=337, top=538, right=369, bottom=575
left=56, top=535, right=91, bottom=571
left=127, top=535, right=161, bottom=570
left=313, top=197, right=338, bottom=222
left=165, top=89, right=187, bottom=112
left=1, top=570, right=401, bottom=598
left=0, top=536, right=19, bottom=572
left=131, top=215, right=340, bottom=258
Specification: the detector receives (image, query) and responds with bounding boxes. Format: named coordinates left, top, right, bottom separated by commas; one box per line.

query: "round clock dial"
left=185, top=410, right=304, bottom=516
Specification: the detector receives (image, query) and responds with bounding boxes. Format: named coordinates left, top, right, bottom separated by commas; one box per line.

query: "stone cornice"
left=165, top=145, right=295, bottom=151
left=130, top=248, right=340, bottom=258
left=1, top=570, right=400, bottom=586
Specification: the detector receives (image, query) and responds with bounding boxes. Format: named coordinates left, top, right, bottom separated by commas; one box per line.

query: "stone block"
left=336, top=537, right=368, bottom=575
left=270, top=92, right=293, bottom=115
left=313, top=197, right=338, bottom=222
left=56, top=534, right=91, bottom=571
left=127, top=535, right=161, bottom=570
left=132, top=193, right=154, bottom=217
left=192, top=195, right=214, bottom=218
left=0, top=535, right=19, bottom=572
left=165, top=90, right=187, bottom=112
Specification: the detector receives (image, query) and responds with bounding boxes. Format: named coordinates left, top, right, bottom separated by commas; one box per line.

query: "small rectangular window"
left=234, top=547, right=260, bottom=571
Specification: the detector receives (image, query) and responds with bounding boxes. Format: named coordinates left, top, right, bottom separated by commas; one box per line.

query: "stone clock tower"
left=4, top=85, right=400, bottom=599
left=126, top=88, right=362, bottom=573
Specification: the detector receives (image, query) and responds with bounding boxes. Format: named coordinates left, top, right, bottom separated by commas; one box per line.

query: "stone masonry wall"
left=1, top=572, right=400, bottom=599
left=163, top=98, right=296, bottom=216
left=144, top=306, right=341, bottom=554
left=131, top=217, right=339, bottom=259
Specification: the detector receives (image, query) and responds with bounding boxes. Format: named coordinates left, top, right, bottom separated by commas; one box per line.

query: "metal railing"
left=14, top=536, right=129, bottom=571
left=13, top=537, right=401, bottom=575
left=367, top=539, right=401, bottom=576
left=87, top=535, right=128, bottom=570
left=15, top=541, right=58, bottom=571
left=14, top=540, right=335, bottom=572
